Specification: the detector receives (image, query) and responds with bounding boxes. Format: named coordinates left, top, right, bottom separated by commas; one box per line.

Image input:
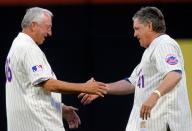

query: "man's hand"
left=140, top=92, right=159, bottom=120
left=83, top=78, right=109, bottom=97
left=78, top=93, right=99, bottom=105
left=62, top=105, right=81, bottom=129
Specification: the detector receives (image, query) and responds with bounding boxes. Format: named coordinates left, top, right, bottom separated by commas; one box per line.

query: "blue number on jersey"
left=5, top=58, right=12, bottom=82
left=137, top=69, right=144, bottom=88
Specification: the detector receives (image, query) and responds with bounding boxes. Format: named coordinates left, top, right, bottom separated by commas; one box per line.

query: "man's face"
left=34, top=13, right=52, bottom=45
left=133, top=18, right=151, bottom=48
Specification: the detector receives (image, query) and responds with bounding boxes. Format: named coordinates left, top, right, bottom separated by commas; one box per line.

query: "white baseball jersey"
left=5, top=33, right=65, bottom=131
left=126, top=34, right=192, bottom=131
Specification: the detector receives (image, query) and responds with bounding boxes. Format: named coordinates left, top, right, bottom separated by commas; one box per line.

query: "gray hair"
left=21, top=7, right=53, bottom=29
left=132, top=6, right=166, bottom=33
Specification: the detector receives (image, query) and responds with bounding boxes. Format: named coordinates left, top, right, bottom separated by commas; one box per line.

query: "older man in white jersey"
left=79, top=6, right=192, bottom=131
left=5, top=7, right=109, bottom=131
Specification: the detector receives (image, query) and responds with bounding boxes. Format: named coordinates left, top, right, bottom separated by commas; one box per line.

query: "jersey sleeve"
left=23, top=48, right=54, bottom=86
left=153, top=42, right=182, bottom=78
left=128, top=64, right=140, bottom=86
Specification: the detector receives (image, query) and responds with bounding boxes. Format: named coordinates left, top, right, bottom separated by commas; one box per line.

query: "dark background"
left=0, top=1, right=192, bottom=131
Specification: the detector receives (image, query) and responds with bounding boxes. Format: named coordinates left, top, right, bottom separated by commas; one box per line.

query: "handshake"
left=82, top=78, right=109, bottom=97
left=79, top=78, right=106, bottom=105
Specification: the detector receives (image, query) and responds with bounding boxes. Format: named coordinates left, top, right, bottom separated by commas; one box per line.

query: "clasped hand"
left=83, top=78, right=108, bottom=97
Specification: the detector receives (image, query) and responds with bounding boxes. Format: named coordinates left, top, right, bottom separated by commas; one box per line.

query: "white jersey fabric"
left=126, top=34, right=192, bottom=131
left=5, top=33, right=65, bottom=131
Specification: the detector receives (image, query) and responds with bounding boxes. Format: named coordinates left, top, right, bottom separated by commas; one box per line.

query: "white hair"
left=21, top=7, right=53, bottom=29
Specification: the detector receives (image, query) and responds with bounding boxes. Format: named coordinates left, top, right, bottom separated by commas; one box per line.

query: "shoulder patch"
left=165, top=54, right=178, bottom=65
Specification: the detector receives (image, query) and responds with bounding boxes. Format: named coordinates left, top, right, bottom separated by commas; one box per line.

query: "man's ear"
left=147, top=21, right=153, bottom=31
left=31, top=22, right=37, bottom=32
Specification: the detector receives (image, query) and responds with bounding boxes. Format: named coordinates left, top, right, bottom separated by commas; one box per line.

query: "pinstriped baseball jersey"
left=126, top=34, right=192, bottom=131
left=5, top=33, right=65, bottom=131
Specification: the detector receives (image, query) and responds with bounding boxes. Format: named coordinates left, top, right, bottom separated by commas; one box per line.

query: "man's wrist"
left=153, top=90, right=161, bottom=97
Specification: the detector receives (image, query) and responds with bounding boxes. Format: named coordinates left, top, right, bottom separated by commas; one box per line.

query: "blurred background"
left=0, top=0, right=192, bottom=131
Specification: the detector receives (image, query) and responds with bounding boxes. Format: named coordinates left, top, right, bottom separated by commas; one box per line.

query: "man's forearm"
left=41, top=79, right=85, bottom=93
left=155, top=71, right=182, bottom=96
left=108, top=79, right=135, bottom=95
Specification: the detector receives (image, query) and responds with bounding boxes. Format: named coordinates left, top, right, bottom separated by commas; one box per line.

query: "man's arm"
left=40, top=79, right=108, bottom=97
left=153, top=70, right=181, bottom=97
left=78, top=79, right=135, bottom=105
left=108, top=79, right=135, bottom=95
left=140, top=71, right=182, bottom=120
